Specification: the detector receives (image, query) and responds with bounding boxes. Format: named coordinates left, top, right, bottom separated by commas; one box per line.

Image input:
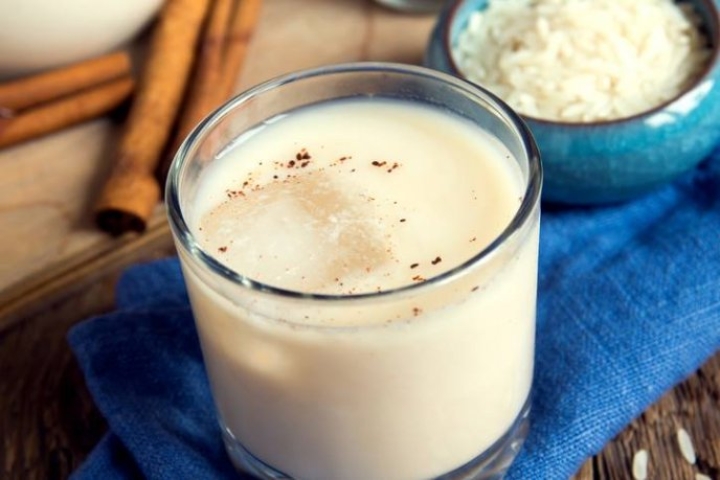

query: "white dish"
left=0, top=0, right=164, bottom=78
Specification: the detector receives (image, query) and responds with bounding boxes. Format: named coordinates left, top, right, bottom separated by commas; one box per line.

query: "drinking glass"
left=166, top=62, right=542, bottom=480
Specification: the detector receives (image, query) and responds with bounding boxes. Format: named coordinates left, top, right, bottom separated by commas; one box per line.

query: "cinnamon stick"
left=0, top=77, right=134, bottom=149
left=219, top=0, right=263, bottom=98
left=172, top=0, right=235, bottom=147
left=0, top=108, right=12, bottom=138
left=0, top=51, right=131, bottom=112
left=95, top=0, right=213, bottom=236
left=161, top=0, right=263, bottom=180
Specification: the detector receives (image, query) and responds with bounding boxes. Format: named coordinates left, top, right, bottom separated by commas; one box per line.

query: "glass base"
left=222, top=397, right=530, bottom=480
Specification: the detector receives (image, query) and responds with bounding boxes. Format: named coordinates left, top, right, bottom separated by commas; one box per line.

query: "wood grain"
left=0, top=1, right=718, bottom=480
left=0, top=243, right=175, bottom=479
left=0, top=211, right=172, bottom=333
left=1, top=282, right=111, bottom=480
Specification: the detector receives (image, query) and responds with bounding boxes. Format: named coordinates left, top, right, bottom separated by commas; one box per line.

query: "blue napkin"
left=69, top=152, right=720, bottom=480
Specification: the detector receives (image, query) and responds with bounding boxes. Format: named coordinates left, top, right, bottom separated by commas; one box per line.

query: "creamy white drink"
left=178, top=98, right=539, bottom=480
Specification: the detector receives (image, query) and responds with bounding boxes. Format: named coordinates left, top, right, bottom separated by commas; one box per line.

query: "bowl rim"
left=441, top=0, right=720, bottom=127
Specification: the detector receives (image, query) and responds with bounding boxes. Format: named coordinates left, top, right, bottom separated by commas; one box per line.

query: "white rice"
left=632, top=449, right=649, bottom=480
left=677, top=427, right=697, bottom=465
left=453, top=0, right=712, bottom=122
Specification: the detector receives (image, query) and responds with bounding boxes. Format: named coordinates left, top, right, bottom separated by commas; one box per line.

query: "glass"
left=166, top=63, right=542, bottom=480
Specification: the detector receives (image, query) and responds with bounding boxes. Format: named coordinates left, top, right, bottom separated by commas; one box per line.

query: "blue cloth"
left=69, top=152, right=720, bottom=480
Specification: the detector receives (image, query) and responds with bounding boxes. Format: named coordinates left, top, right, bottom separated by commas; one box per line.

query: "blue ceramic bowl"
left=426, top=0, right=720, bottom=204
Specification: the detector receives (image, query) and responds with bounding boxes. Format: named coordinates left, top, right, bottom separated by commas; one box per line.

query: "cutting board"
left=0, top=0, right=436, bottom=329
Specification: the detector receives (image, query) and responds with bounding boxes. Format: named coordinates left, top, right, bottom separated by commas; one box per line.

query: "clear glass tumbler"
left=166, top=63, right=542, bottom=480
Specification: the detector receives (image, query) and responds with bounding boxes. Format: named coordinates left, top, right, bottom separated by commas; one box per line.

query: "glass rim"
left=166, top=61, right=543, bottom=303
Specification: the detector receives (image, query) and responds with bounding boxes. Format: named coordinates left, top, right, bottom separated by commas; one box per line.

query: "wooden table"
left=1, top=1, right=718, bottom=478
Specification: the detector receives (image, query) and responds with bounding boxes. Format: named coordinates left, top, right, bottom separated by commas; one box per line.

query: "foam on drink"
left=192, top=99, right=523, bottom=305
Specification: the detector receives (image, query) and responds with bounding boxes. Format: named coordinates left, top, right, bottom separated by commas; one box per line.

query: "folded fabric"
left=69, top=151, right=720, bottom=479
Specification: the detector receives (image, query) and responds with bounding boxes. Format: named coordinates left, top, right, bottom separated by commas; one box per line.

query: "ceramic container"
left=426, top=0, right=720, bottom=204
left=0, top=0, right=164, bottom=78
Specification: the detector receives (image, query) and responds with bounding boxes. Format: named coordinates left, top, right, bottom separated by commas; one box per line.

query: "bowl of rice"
left=426, top=0, right=720, bottom=204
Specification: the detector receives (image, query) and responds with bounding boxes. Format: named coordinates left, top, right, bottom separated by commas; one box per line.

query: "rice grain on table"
left=632, top=449, right=648, bottom=480
left=453, top=0, right=712, bottom=122
left=677, top=427, right=697, bottom=465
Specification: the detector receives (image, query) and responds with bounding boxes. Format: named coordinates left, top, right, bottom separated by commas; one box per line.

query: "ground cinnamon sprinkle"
left=371, top=160, right=387, bottom=167
left=226, top=189, right=245, bottom=198
left=218, top=246, right=228, bottom=253
left=431, top=256, right=442, bottom=265
left=410, top=263, right=419, bottom=269
left=412, top=275, right=425, bottom=282
left=412, top=307, right=422, bottom=316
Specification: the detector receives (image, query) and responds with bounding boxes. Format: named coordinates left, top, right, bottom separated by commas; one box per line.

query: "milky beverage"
left=179, top=98, right=539, bottom=479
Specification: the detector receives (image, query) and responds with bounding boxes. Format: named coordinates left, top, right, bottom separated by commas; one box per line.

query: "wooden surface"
left=0, top=0, right=433, bottom=329
left=0, top=0, right=718, bottom=479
